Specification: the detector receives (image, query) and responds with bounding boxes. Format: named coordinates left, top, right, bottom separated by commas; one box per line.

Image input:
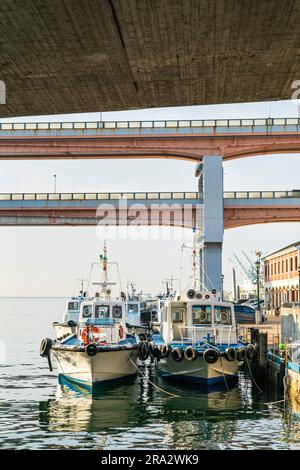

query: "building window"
left=296, top=256, right=298, bottom=270
left=278, top=261, right=280, bottom=274
left=282, top=260, right=284, bottom=273
left=275, top=263, right=277, bottom=275
left=291, top=258, right=293, bottom=272
left=286, top=259, right=288, bottom=272
left=271, top=264, right=273, bottom=275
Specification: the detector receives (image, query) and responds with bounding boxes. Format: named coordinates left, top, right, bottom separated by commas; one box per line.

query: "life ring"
left=119, top=324, right=124, bottom=339
left=171, top=348, right=184, bottom=362
left=237, top=347, right=246, bottom=362
left=221, top=312, right=228, bottom=323
left=199, top=312, right=206, bottom=322
left=92, top=326, right=101, bottom=335
left=203, top=348, right=219, bottom=364
left=81, top=328, right=90, bottom=346
left=224, top=347, right=237, bottom=362
left=184, top=346, right=197, bottom=361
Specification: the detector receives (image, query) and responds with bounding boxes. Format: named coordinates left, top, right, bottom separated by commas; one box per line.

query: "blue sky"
left=0, top=100, right=299, bottom=296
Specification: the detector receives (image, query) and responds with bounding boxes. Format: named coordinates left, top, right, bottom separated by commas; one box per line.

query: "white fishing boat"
left=149, top=289, right=252, bottom=386
left=146, top=232, right=252, bottom=386
left=125, top=281, right=146, bottom=328
left=40, top=243, right=139, bottom=389
left=53, top=289, right=85, bottom=340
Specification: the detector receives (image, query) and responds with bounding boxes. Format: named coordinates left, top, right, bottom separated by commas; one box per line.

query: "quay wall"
left=281, top=307, right=300, bottom=343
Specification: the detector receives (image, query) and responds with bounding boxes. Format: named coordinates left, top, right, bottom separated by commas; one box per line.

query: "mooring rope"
left=121, top=345, right=182, bottom=398
left=244, top=355, right=264, bottom=393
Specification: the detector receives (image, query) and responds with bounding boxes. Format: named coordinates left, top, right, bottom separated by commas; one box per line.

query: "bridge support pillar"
left=200, top=156, right=224, bottom=295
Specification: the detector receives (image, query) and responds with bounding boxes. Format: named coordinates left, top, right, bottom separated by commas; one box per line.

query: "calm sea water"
left=1, top=297, right=300, bottom=450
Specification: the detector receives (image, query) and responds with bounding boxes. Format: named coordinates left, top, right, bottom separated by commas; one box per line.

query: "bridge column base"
left=203, top=242, right=222, bottom=294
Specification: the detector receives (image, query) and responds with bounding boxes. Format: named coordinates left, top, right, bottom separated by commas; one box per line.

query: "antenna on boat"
left=76, top=277, right=88, bottom=296
left=87, top=241, right=116, bottom=300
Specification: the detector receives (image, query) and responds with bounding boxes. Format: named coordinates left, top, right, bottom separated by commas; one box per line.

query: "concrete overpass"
left=0, top=118, right=300, bottom=161
left=0, top=1, right=300, bottom=117
left=0, top=190, right=299, bottom=229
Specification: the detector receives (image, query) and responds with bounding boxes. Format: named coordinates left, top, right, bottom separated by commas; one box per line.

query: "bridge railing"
left=0, top=191, right=200, bottom=201
left=223, top=190, right=300, bottom=199
left=0, top=190, right=299, bottom=201
left=0, top=117, right=299, bottom=131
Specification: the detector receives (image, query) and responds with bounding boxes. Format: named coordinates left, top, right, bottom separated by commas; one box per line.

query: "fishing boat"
left=53, top=286, right=86, bottom=340
left=125, top=281, right=146, bottom=328
left=148, top=289, right=252, bottom=386
left=40, top=243, right=139, bottom=389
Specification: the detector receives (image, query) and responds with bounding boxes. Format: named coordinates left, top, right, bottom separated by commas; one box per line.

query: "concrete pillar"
left=202, top=156, right=224, bottom=294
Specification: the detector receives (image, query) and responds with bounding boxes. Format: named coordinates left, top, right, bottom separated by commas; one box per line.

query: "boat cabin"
left=63, top=296, right=84, bottom=323
left=126, top=300, right=147, bottom=326
left=161, top=297, right=237, bottom=346
left=78, top=300, right=127, bottom=344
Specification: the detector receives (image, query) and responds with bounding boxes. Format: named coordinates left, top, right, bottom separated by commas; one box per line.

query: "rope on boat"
left=245, top=355, right=263, bottom=393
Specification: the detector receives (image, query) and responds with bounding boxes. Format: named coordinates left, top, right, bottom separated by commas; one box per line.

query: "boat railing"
left=178, top=326, right=215, bottom=345
left=178, top=325, right=235, bottom=346
left=214, top=325, right=234, bottom=346
left=286, top=341, right=300, bottom=364
left=77, top=322, right=119, bottom=344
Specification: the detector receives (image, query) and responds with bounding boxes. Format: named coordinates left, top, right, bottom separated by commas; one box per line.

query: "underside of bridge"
left=224, top=207, right=300, bottom=229
left=1, top=0, right=300, bottom=117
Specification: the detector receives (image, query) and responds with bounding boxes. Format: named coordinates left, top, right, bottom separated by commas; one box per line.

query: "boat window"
left=214, top=306, right=232, bottom=325
left=171, top=308, right=184, bottom=323
left=82, top=305, right=92, bottom=319
left=127, top=303, right=139, bottom=314
left=112, top=305, right=122, bottom=318
left=192, top=305, right=212, bottom=325
left=68, top=301, right=79, bottom=311
left=95, top=305, right=110, bottom=318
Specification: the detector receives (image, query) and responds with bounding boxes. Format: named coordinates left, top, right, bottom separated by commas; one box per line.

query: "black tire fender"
left=203, top=348, right=219, bottom=364
left=171, top=348, right=184, bottom=362
left=224, top=347, right=237, bottom=362
left=237, top=347, right=246, bottom=362
left=40, top=338, right=52, bottom=357
left=184, top=346, right=197, bottom=361
left=85, top=343, right=98, bottom=357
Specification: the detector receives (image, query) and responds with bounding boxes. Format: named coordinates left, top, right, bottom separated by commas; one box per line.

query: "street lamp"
left=221, top=274, right=224, bottom=300
left=53, top=174, right=57, bottom=193
left=298, top=265, right=300, bottom=303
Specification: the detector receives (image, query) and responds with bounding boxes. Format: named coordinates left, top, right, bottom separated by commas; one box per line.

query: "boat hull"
left=156, top=355, right=241, bottom=386
left=51, top=346, right=139, bottom=386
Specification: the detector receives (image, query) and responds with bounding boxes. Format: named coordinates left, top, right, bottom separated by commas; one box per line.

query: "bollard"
left=250, top=327, right=259, bottom=344
left=258, top=332, right=268, bottom=367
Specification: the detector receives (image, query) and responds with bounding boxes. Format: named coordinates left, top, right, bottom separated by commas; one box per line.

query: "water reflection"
left=3, top=297, right=300, bottom=449
left=37, top=366, right=282, bottom=449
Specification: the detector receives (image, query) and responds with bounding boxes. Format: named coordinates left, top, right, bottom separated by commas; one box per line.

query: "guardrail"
left=0, top=117, right=299, bottom=131
left=0, top=191, right=200, bottom=201
left=224, top=190, right=300, bottom=199
left=0, top=191, right=299, bottom=201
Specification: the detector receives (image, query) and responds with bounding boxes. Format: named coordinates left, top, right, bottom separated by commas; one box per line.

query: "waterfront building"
left=263, top=241, right=300, bottom=310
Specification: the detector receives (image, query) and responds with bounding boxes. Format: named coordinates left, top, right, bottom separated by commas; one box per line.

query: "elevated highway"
left=0, top=190, right=299, bottom=229
left=0, top=118, right=300, bottom=161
